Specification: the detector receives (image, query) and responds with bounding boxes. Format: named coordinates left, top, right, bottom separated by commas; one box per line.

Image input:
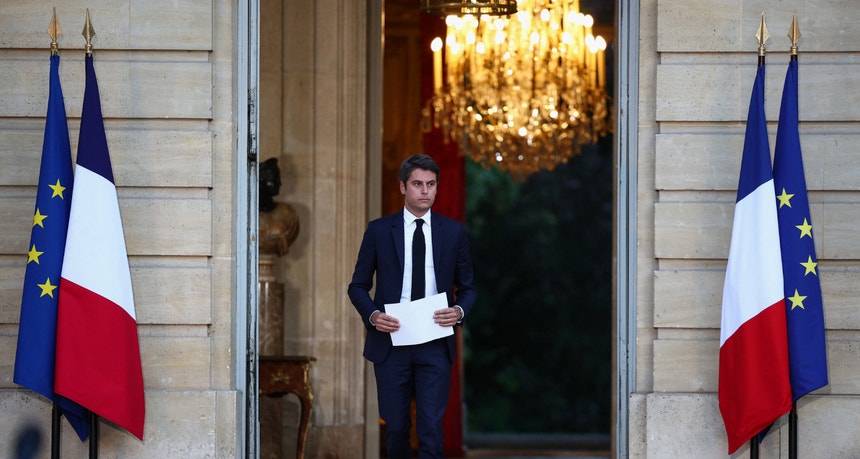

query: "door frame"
left=237, top=0, right=261, bottom=457
left=614, top=0, right=639, bottom=457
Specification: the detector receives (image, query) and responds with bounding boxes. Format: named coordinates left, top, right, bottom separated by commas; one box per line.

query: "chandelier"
left=422, top=0, right=612, bottom=179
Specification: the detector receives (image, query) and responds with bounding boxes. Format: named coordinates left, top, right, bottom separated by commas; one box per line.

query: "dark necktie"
left=411, top=219, right=425, bottom=301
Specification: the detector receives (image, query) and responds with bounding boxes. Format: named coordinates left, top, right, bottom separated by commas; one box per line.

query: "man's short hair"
left=398, top=154, right=440, bottom=183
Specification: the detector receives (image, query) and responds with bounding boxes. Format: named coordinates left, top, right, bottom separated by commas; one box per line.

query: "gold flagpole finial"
left=82, top=9, right=95, bottom=55
left=48, top=7, right=61, bottom=56
left=788, top=12, right=801, bottom=57
left=755, top=12, right=770, bottom=59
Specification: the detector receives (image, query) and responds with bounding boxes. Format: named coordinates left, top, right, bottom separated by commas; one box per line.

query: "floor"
left=460, top=433, right=611, bottom=459
left=379, top=432, right=612, bottom=459
left=466, top=451, right=610, bottom=459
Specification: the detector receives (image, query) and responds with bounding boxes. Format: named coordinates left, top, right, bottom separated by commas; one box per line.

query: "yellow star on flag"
left=49, top=179, right=67, bottom=199
left=796, top=218, right=813, bottom=239
left=37, top=278, right=58, bottom=298
left=800, top=255, right=818, bottom=276
left=33, top=209, right=47, bottom=228
left=788, top=289, right=807, bottom=310
left=27, top=245, right=44, bottom=264
left=776, top=188, right=794, bottom=208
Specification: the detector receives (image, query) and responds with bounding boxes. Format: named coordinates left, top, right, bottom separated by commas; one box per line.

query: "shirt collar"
left=403, top=208, right=431, bottom=226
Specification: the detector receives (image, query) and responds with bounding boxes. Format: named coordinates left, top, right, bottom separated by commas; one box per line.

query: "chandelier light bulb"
left=583, top=13, right=594, bottom=28
left=431, top=37, right=443, bottom=52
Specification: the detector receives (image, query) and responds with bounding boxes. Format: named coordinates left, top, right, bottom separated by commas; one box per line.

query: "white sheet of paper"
left=385, top=293, right=454, bottom=346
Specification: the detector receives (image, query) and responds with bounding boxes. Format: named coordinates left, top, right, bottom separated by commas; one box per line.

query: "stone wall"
left=8, top=0, right=859, bottom=457
left=0, top=0, right=240, bottom=456
left=635, top=0, right=860, bottom=457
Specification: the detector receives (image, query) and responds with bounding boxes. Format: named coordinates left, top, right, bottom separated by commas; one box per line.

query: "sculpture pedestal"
left=259, top=254, right=288, bottom=458
left=258, top=255, right=284, bottom=356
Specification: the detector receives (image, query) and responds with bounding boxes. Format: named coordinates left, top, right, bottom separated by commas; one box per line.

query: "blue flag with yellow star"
left=13, top=54, right=90, bottom=441
left=773, top=59, right=829, bottom=402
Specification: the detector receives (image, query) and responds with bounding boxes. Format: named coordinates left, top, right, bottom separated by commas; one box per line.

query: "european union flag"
left=773, top=59, right=829, bottom=401
left=13, top=54, right=90, bottom=441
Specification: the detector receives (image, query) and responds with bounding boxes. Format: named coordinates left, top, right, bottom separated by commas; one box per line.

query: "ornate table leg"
left=259, top=356, right=316, bottom=459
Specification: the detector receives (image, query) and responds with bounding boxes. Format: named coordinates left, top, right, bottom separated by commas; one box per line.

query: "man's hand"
left=372, top=311, right=400, bottom=333
left=433, top=307, right=462, bottom=327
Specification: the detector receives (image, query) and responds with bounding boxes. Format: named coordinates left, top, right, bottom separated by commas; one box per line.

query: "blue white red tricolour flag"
left=54, top=55, right=146, bottom=440
left=773, top=59, right=828, bottom=401
left=13, top=53, right=91, bottom=441
left=718, top=64, right=792, bottom=454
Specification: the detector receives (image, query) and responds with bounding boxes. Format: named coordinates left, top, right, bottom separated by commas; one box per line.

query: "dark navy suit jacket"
left=348, top=210, right=477, bottom=364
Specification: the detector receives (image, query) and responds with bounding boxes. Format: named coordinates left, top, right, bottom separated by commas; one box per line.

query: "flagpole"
left=789, top=405, right=797, bottom=459
left=748, top=12, right=769, bottom=459
left=48, top=10, right=62, bottom=459
left=89, top=412, right=100, bottom=459
left=81, top=11, right=100, bottom=459
left=52, top=404, right=61, bottom=459
left=756, top=12, right=768, bottom=68
left=786, top=13, right=801, bottom=459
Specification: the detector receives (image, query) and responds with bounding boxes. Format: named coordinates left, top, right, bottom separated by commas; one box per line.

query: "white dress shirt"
left=401, top=208, right=437, bottom=302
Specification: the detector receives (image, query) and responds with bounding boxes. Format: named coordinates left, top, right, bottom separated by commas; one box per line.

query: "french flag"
left=54, top=55, right=145, bottom=440
left=718, top=64, right=791, bottom=454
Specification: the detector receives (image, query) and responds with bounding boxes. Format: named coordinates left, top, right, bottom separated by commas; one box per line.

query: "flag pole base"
left=52, top=404, right=61, bottom=459
left=750, top=437, right=759, bottom=459
left=789, top=403, right=798, bottom=459
left=89, top=413, right=99, bottom=459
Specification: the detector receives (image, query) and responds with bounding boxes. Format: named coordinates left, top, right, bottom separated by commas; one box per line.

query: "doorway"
left=381, top=0, right=620, bottom=455
left=459, top=5, right=615, bottom=453
left=241, top=0, right=639, bottom=456
left=462, top=143, right=613, bottom=453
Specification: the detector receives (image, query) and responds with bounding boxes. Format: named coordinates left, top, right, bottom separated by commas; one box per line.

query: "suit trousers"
left=374, top=338, right=452, bottom=459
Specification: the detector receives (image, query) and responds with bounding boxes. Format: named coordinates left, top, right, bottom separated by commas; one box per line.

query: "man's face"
left=400, top=168, right=437, bottom=217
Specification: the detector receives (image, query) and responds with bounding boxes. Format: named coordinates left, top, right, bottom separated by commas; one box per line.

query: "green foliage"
left=463, top=142, right=613, bottom=434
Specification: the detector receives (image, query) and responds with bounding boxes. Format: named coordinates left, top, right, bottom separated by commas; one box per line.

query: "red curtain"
left=420, top=12, right=467, bottom=457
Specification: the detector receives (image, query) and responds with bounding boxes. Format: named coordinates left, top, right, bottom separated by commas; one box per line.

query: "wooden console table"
left=259, top=355, right=316, bottom=458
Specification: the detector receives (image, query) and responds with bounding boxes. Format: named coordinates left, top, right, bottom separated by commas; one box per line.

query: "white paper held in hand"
left=385, top=292, right=454, bottom=346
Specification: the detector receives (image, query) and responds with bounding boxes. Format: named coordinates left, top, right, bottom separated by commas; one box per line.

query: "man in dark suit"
left=348, top=154, right=477, bottom=458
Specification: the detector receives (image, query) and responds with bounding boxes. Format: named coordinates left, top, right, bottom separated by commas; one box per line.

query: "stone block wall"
left=0, top=0, right=240, bottom=456
left=636, top=0, right=860, bottom=457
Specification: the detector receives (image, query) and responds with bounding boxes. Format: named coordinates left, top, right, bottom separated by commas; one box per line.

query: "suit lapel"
left=432, top=216, right=443, bottom=281
left=391, top=213, right=405, bottom=274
